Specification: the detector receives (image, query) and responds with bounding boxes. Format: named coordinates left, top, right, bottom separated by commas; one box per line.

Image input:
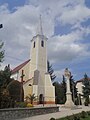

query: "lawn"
left=81, top=116, right=90, bottom=120
left=56, top=116, right=90, bottom=120
left=56, top=111, right=90, bottom=120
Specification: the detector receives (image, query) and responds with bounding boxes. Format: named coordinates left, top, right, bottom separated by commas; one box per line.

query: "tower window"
left=33, top=41, right=35, bottom=48
left=41, top=40, right=44, bottom=47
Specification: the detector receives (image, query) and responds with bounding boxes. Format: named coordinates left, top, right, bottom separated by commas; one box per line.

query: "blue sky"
left=0, top=0, right=90, bottom=82
left=0, top=0, right=26, bottom=10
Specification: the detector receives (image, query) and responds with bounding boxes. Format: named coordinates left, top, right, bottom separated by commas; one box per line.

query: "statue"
left=64, top=68, right=75, bottom=108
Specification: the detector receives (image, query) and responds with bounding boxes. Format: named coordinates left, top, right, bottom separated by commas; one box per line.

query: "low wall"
left=0, top=106, right=59, bottom=120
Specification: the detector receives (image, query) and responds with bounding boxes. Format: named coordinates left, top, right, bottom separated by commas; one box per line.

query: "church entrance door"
left=39, top=94, right=44, bottom=104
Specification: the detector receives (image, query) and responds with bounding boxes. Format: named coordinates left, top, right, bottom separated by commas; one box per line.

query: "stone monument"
left=64, top=68, right=75, bottom=108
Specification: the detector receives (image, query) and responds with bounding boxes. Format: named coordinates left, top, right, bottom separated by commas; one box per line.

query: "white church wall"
left=44, top=73, right=55, bottom=102
left=19, top=61, right=30, bottom=82
left=32, top=85, right=38, bottom=96
left=23, top=81, right=32, bottom=99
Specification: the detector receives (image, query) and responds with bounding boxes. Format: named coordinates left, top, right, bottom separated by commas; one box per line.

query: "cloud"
left=0, top=4, right=40, bottom=65
left=48, top=29, right=90, bottom=63
left=58, top=4, right=90, bottom=25
left=0, top=0, right=90, bottom=80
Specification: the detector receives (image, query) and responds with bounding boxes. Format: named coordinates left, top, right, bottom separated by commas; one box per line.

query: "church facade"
left=11, top=23, right=55, bottom=104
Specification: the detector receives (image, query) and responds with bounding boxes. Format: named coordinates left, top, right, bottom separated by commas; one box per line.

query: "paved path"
left=16, top=105, right=90, bottom=120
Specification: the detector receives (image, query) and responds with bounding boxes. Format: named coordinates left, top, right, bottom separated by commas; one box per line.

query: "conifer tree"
left=70, top=74, right=77, bottom=103
left=61, top=75, right=66, bottom=103
left=53, top=76, right=66, bottom=104
left=47, top=61, right=56, bottom=82
left=53, top=82, right=61, bottom=104
left=83, top=73, right=90, bottom=104
left=0, top=65, right=12, bottom=87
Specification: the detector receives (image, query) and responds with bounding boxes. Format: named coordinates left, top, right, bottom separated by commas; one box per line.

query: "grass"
left=56, top=111, right=90, bottom=120
left=81, top=116, right=90, bottom=120
left=56, top=116, right=90, bottom=120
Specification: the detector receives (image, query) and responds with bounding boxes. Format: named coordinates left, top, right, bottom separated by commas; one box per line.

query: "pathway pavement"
left=15, top=105, right=90, bottom=120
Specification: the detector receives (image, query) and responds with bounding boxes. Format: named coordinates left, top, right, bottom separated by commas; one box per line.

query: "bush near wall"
left=15, top=102, right=34, bottom=108
left=15, top=102, right=27, bottom=108
left=27, top=103, right=33, bottom=107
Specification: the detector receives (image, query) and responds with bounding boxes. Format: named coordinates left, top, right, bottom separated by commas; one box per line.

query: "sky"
left=0, top=0, right=90, bottom=82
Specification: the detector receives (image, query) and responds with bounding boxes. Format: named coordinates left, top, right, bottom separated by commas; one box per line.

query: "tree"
left=47, top=61, right=56, bottom=82
left=82, top=73, right=90, bottom=104
left=26, top=94, right=36, bottom=104
left=53, top=82, right=61, bottom=104
left=0, top=41, right=4, bottom=63
left=0, top=64, right=13, bottom=87
left=0, top=65, right=15, bottom=108
left=69, top=74, right=78, bottom=104
left=0, top=88, right=11, bottom=109
left=7, top=80, right=24, bottom=102
left=61, top=75, right=66, bottom=103
left=53, top=76, right=66, bottom=104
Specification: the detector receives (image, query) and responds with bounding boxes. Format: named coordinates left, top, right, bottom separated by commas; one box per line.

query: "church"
left=11, top=17, right=55, bottom=104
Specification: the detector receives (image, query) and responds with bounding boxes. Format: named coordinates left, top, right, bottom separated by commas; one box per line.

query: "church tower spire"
left=39, top=15, right=43, bottom=35
left=29, top=16, right=55, bottom=104
left=30, top=15, right=47, bottom=74
left=36, top=15, right=44, bottom=35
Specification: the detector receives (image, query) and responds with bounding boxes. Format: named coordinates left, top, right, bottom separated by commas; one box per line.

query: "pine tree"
left=83, top=73, right=90, bottom=104
left=61, top=75, right=66, bottom=103
left=53, top=82, right=61, bottom=104
left=70, top=74, right=77, bottom=103
left=53, top=76, right=66, bottom=104
left=47, top=61, right=56, bottom=82
left=0, top=65, right=15, bottom=108
left=0, top=65, right=13, bottom=87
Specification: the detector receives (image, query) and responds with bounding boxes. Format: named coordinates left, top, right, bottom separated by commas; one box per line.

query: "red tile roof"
left=12, top=59, right=30, bottom=74
left=76, top=78, right=90, bottom=84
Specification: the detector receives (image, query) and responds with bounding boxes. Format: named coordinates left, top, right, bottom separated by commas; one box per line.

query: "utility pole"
left=20, top=70, right=25, bottom=102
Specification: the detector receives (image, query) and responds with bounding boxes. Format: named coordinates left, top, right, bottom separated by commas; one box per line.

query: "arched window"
left=33, top=41, right=35, bottom=48
left=41, top=40, right=44, bottom=47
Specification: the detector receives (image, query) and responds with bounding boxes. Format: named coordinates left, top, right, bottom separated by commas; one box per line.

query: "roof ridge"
left=12, top=59, right=30, bottom=74
left=76, top=77, right=90, bottom=83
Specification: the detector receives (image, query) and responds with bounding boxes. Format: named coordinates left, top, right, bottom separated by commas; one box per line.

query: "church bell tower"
left=29, top=16, right=55, bottom=104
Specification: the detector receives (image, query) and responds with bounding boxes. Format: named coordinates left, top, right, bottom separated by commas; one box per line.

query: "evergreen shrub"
left=15, top=102, right=27, bottom=108
left=80, top=111, right=87, bottom=118
left=27, top=103, right=33, bottom=107
left=72, top=114, right=80, bottom=120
